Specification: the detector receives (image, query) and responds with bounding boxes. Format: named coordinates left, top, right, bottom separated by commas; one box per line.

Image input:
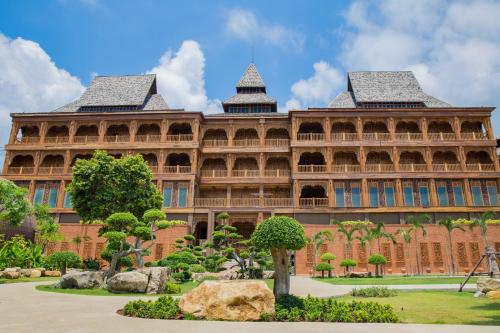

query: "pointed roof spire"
left=236, top=63, right=266, bottom=88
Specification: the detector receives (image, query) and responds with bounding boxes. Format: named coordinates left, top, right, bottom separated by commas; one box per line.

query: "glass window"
left=178, top=187, right=188, bottom=208
left=351, top=186, right=361, bottom=208
left=34, top=188, right=44, bottom=205
left=369, top=185, right=379, bottom=208
left=487, top=185, right=499, bottom=206
left=384, top=184, right=395, bottom=207
left=48, top=188, right=58, bottom=208
left=419, top=185, right=430, bottom=207
left=472, top=186, right=483, bottom=206
left=403, top=185, right=414, bottom=207
left=437, top=185, right=449, bottom=206
left=163, top=187, right=172, bottom=208
left=335, top=187, right=345, bottom=208
left=452, top=185, right=465, bottom=206
left=64, top=192, right=72, bottom=208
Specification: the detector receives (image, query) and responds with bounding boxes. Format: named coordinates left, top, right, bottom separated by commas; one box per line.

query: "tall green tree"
left=405, top=214, right=430, bottom=275
left=67, top=151, right=162, bottom=222
left=331, top=220, right=366, bottom=259
left=396, top=227, right=414, bottom=276
left=363, top=222, right=395, bottom=254
left=34, top=204, right=63, bottom=252
left=470, top=211, right=495, bottom=251
left=438, top=218, right=465, bottom=275
left=0, top=178, right=31, bottom=226
left=307, top=230, right=333, bottom=274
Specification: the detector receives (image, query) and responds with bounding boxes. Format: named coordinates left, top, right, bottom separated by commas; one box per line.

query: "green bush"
left=314, top=262, right=333, bottom=278
left=320, top=252, right=336, bottom=262
left=45, top=251, right=81, bottom=275
left=165, top=282, right=181, bottom=294
left=340, top=259, right=357, bottom=267
left=82, top=258, right=101, bottom=270
left=171, top=271, right=191, bottom=282
left=190, top=264, right=206, bottom=273
left=351, top=287, right=397, bottom=298
left=368, top=254, right=387, bottom=276
left=144, top=261, right=158, bottom=267
left=123, top=296, right=180, bottom=319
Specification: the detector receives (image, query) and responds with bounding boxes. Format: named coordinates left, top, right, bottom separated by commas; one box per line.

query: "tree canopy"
left=252, top=216, right=307, bottom=250
left=0, top=178, right=31, bottom=226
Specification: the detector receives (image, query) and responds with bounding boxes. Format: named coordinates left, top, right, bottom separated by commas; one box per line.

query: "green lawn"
left=0, top=277, right=59, bottom=284
left=336, top=290, right=500, bottom=325
left=314, top=276, right=477, bottom=285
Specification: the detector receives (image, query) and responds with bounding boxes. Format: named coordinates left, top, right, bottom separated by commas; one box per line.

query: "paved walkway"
left=0, top=280, right=493, bottom=333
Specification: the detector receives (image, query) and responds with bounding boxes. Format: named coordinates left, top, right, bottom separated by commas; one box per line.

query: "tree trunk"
left=415, top=232, right=420, bottom=275
left=377, top=239, right=381, bottom=254
left=61, top=262, right=67, bottom=276
left=448, top=231, right=455, bottom=275
left=405, top=243, right=411, bottom=276
left=107, top=253, right=120, bottom=278
left=271, top=247, right=290, bottom=298
left=375, top=264, right=379, bottom=277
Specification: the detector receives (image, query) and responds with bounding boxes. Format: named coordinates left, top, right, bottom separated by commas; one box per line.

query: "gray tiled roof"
left=143, top=94, right=169, bottom=110
left=223, top=93, right=276, bottom=104
left=236, top=63, right=265, bottom=88
left=328, top=91, right=356, bottom=108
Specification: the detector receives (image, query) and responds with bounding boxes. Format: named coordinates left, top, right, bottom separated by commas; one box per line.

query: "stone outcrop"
left=19, top=269, right=32, bottom=277
left=3, top=271, right=20, bottom=279
left=30, top=269, right=42, bottom=278
left=486, top=290, right=500, bottom=299
left=45, top=270, right=61, bottom=277
left=179, top=280, right=275, bottom=321
left=107, top=271, right=149, bottom=293
left=60, top=271, right=104, bottom=289
left=192, top=269, right=239, bottom=282
left=143, top=267, right=169, bottom=294
left=477, top=278, right=500, bottom=293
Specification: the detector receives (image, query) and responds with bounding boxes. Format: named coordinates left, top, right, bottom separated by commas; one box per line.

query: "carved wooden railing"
left=230, top=198, right=260, bottom=207
left=297, top=165, right=327, bottom=173
left=194, top=198, right=226, bottom=207
left=44, top=136, right=70, bottom=144
left=460, top=132, right=488, bottom=140
left=264, top=138, right=290, bottom=146
left=200, top=169, right=227, bottom=178
left=263, top=198, right=293, bottom=207
left=38, top=166, right=64, bottom=174
left=365, top=164, right=394, bottom=172
left=135, top=134, right=161, bottom=143
left=363, top=132, right=391, bottom=141
left=432, top=163, right=462, bottom=172
left=148, top=166, right=159, bottom=173
left=7, top=166, right=34, bottom=174
left=14, top=136, right=40, bottom=144
left=331, top=132, right=358, bottom=141
left=332, top=164, right=361, bottom=173
left=104, top=135, right=129, bottom=143
left=233, top=139, right=260, bottom=146
left=395, top=132, right=424, bottom=141
left=264, top=169, right=291, bottom=177
left=202, top=139, right=228, bottom=147
left=231, top=169, right=260, bottom=177
left=165, top=134, right=193, bottom=142
left=399, top=163, right=428, bottom=172
left=164, top=165, right=192, bottom=174
left=299, top=198, right=328, bottom=207
left=466, top=163, right=495, bottom=172
left=73, top=135, right=99, bottom=144
left=428, top=132, right=456, bottom=141
left=297, top=133, right=325, bottom=141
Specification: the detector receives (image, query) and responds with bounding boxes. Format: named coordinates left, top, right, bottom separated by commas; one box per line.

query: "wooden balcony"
left=264, top=138, right=290, bottom=146
left=231, top=169, right=260, bottom=177
left=297, top=165, right=327, bottom=173
left=135, top=134, right=161, bottom=143
left=395, top=132, right=424, bottom=141
left=466, top=163, right=496, bottom=172
left=193, top=197, right=292, bottom=208
left=297, top=133, right=325, bottom=141
left=230, top=198, right=260, bottom=207
left=264, top=169, right=291, bottom=177
left=331, top=132, right=357, bottom=141
left=14, top=136, right=40, bottom=144
left=200, top=169, right=227, bottom=178
left=165, top=134, right=193, bottom=142
left=233, top=139, right=260, bottom=146
left=164, top=165, right=192, bottom=174
left=299, top=198, right=328, bottom=208
left=38, top=166, right=64, bottom=174
left=428, top=132, right=456, bottom=141
left=203, top=139, right=228, bottom=147
left=365, top=164, right=394, bottom=172
left=44, top=136, right=69, bottom=144
left=73, top=135, right=99, bottom=144
left=7, top=166, right=34, bottom=175
left=194, top=198, right=226, bottom=207
left=363, top=133, right=391, bottom=141
left=104, top=135, right=129, bottom=143
left=432, top=163, right=461, bottom=172
left=460, top=132, right=488, bottom=140
left=263, top=197, right=293, bottom=207
left=332, top=164, right=361, bottom=173
left=399, top=163, right=428, bottom=172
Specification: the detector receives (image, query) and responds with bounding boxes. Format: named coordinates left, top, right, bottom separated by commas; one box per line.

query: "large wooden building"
left=2, top=64, right=500, bottom=274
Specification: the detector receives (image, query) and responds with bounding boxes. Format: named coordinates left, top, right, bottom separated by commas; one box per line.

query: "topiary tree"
left=45, top=251, right=81, bottom=275
left=340, top=259, right=357, bottom=276
left=368, top=253, right=387, bottom=277
left=314, top=262, right=332, bottom=278
left=251, top=216, right=307, bottom=297
left=0, top=178, right=32, bottom=226
left=320, top=252, right=336, bottom=278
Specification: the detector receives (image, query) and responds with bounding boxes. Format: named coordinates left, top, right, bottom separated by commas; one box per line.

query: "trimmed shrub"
left=45, top=251, right=81, bottom=275
left=165, top=282, right=182, bottom=294
left=314, top=262, right=333, bottom=278
left=123, top=296, right=180, bottom=319
left=340, top=259, right=357, bottom=275
left=320, top=252, right=336, bottom=262
left=368, top=254, right=387, bottom=277
left=82, top=258, right=101, bottom=270
left=351, top=287, right=397, bottom=298
left=190, top=264, right=206, bottom=273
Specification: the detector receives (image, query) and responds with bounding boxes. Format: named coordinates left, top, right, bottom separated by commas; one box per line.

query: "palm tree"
left=438, top=217, right=465, bottom=275
left=331, top=220, right=364, bottom=260
left=405, top=214, right=430, bottom=275
left=470, top=211, right=494, bottom=251
left=364, top=222, right=396, bottom=254
left=307, top=230, right=334, bottom=275
left=396, top=227, right=413, bottom=276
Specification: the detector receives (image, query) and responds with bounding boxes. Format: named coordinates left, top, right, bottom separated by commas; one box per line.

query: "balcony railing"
left=395, top=132, right=424, bottom=141
left=7, top=166, right=34, bottom=175
left=264, top=138, right=290, bottom=146
left=299, top=198, right=328, bottom=208
left=466, top=163, right=496, bottom=172
left=14, top=136, right=40, bottom=144
left=363, top=132, right=391, bottom=141
left=193, top=197, right=292, bottom=207
left=461, top=132, right=487, bottom=140
left=73, top=135, right=99, bottom=144
left=194, top=198, right=226, bottom=207
left=428, top=132, right=456, bottom=141
left=38, top=166, right=64, bottom=174
left=331, top=132, right=358, bottom=141
left=104, top=135, right=129, bottom=143
left=297, top=164, right=327, bottom=173
left=264, top=169, right=291, bottom=177
left=165, top=134, right=193, bottom=142
left=233, top=139, right=260, bottom=146
left=399, top=163, right=428, bottom=172
left=164, top=165, right=192, bottom=174
left=149, top=166, right=159, bottom=173
left=135, top=134, right=161, bottom=143
left=432, top=163, right=461, bottom=172
left=263, top=197, right=293, bottom=207
left=203, top=139, right=228, bottom=147
left=44, top=136, right=69, bottom=144
left=231, top=169, right=260, bottom=177
left=230, top=198, right=260, bottom=207
left=297, top=133, right=325, bottom=141
left=365, top=164, right=394, bottom=172
left=200, top=169, right=227, bottom=178
left=332, top=164, right=361, bottom=173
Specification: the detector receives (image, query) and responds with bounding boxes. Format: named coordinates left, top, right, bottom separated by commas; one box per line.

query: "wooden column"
left=227, top=154, right=233, bottom=178
left=491, top=147, right=500, bottom=171
left=259, top=153, right=265, bottom=177
left=40, top=121, right=48, bottom=144
left=292, top=150, right=298, bottom=173
left=356, top=117, right=363, bottom=140
left=228, top=123, right=234, bottom=146
left=484, top=117, right=494, bottom=140
left=359, top=146, right=366, bottom=172
left=207, top=211, right=215, bottom=242
left=191, top=149, right=198, bottom=173
left=388, top=117, right=395, bottom=141
left=57, top=180, right=66, bottom=208
left=395, top=179, right=403, bottom=207
left=429, top=179, right=438, bottom=207
left=34, top=151, right=41, bottom=174
left=420, top=117, right=428, bottom=141
left=393, top=146, right=399, bottom=172
left=361, top=178, right=369, bottom=207
left=63, top=150, right=71, bottom=174
left=326, top=148, right=332, bottom=173
left=28, top=180, right=36, bottom=202
left=8, top=122, right=18, bottom=144
left=328, top=179, right=334, bottom=207
left=463, top=179, right=473, bottom=206
left=189, top=179, right=195, bottom=208
left=458, top=146, right=466, bottom=171
left=69, top=120, right=77, bottom=144
left=291, top=118, right=297, bottom=141
left=161, top=119, right=168, bottom=142
left=158, top=150, right=165, bottom=174
left=425, top=147, right=433, bottom=171
left=130, top=120, right=137, bottom=143
left=293, top=180, right=300, bottom=207
left=226, top=185, right=232, bottom=207
left=98, top=120, right=107, bottom=144
left=259, top=121, right=265, bottom=146
left=453, top=116, right=461, bottom=140
left=193, top=119, right=200, bottom=142
left=324, top=118, right=331, bottom=141
left=2, top=151, right=10, bottom=174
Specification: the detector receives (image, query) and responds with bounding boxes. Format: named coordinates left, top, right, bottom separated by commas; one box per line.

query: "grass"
left=0, top=277, right=59, bottom=284
left=336, top=290, right=500, bottom=325
left=314, top=275, right=478, bottom=285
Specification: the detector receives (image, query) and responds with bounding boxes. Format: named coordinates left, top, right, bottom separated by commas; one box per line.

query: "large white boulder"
left=477, top=277, right=500, bottom=293
left=60, top=271, right=104, bottom=289
left=142, top=267, right=169, bottom=294
left=107, top=271, right=149, bottom=293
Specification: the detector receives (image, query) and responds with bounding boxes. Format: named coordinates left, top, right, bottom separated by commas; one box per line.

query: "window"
left=335, top=185, right=345, bottom=208
left=369, top=183, right=379, bottom=208
left=34, top=188, right=44, bottom=205
left=163, top=187, right=172, bottom=208
left=437, top=183, right=449, bottom=207
left=471, top=183, right=483, bottom=206
left=384, top=183, right=395, bottom=207
left=419, top=184, right=430, bottom=207
left=452, top=183, right=465, bottom=206
left=177, top=186, right=188, bottom=208
left=403, top=183, right=414, bottom=207
left=487, top=182, right=499, bottom=206
left=64, top=192, right=72, bottom=208
left=48, top=188, right=58, bottom=208
left=351, top=185, right=361, bottom=207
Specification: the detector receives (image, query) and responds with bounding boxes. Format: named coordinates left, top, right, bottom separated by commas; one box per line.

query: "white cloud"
left=147, top=40, right=221, bottom=114
left=225, top=8, right=304, bottom=51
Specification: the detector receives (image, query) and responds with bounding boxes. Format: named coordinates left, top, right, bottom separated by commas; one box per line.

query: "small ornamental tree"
left=340, top=259, right=357, bottom=275
left=315, top=262, right=332, bottom=278
left=0, top=178, right=32, bottom=226
left=45, top=251, right=81, bottom=275
left=320, top=252, right=336, bottom=278
left=368, top=253, right=387, bottom=277
left=34, top=204, right=63, bottom=252
left=251, top=216, right=307, bottom=297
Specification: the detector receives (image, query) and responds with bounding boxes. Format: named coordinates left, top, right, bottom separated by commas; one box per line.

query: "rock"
left=347, top=271, right=370, bottom=278
left=477, top=278, right=500, bottom=293
left=33, top=268, right=46, bottom=276
left=192, top=272, right=219, bottom=282
left=262, top=270, right=275, bottom=279
left=473, top=291, right=485, bottom=298
left=45, top=270, right=61, bottom=277
left=107, top=271, right=148, bottom=293
left=180, top=280, right=275, bottom=321
left=19, top=269, right=32, bottom=278
left=29, top=269, right=42, bottom=278
left=486, top=291, right=500, bottom=299
left=3, top=267, right=21, bottom=273
left=217, top=269, right=239, bottom=280
left=3, top=271, right=20, bottom=279
left=142, top=267, right=169, bottom=294
left=60, top=271, right=104, bottom=289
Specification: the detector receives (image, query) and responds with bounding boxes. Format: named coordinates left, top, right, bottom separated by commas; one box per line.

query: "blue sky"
left=1, top=0, right=500, bottom=163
